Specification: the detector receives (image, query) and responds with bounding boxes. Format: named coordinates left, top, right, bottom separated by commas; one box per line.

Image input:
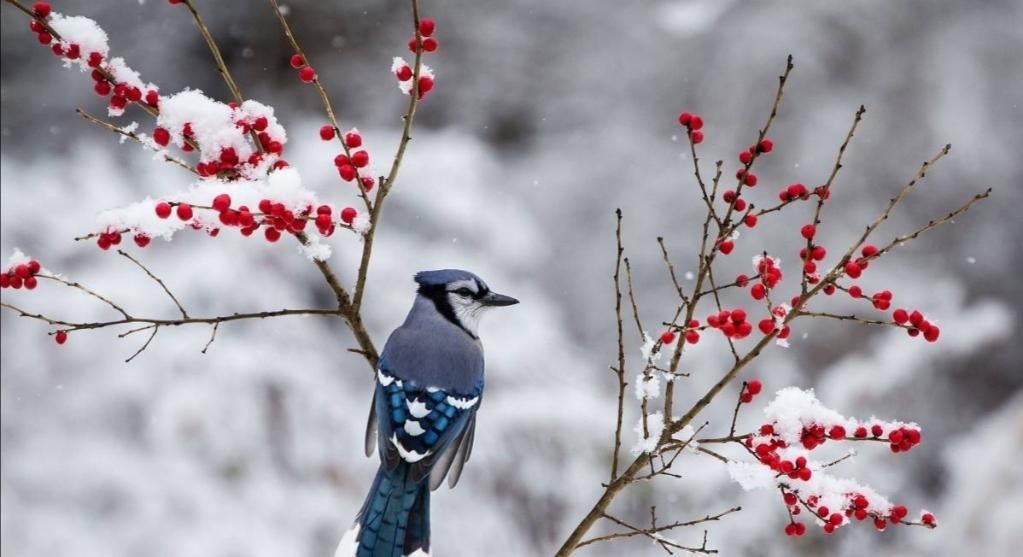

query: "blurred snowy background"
left=2, top=0, right=1021, bottom=556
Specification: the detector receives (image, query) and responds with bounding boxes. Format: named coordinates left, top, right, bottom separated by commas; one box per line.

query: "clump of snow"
left=351, top=213, right=372, bottom=235
left=298, top=235, right=332, bottom=262
left=632, top=412, right=664, bottom=455
left=633, top=371, right=662, bottom=401
left=727, top=461, right=776, bottom=491
left=639, top=331, right=662, bottom=364
left=5, top=248, right=33, bottom=269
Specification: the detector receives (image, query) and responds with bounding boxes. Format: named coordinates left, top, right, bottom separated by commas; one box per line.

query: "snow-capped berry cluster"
left=393, top=17, right=437, bottom=99
left=25, top=6, right=162, bottom=118
left=729, top=388, right=934, bottom=536
left=677, top=111, right=705, bottom=144
left=289, top=53, right=317, bottom=83
left=749, top=254, right=783, bottom=300
left=0, top=251, right=43, bottom=291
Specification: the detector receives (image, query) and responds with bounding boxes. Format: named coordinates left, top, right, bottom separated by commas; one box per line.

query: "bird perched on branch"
left=336, top=269, right=519, bottom=557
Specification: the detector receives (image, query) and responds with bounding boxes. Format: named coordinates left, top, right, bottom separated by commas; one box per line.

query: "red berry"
left=27, top=260, right=40, bottom=274
left=718, top=239, right=733, bottom=255
left=750, top=284, right=766, bottom=300
left=690, top=115, right=704, bottom=130
left=253, top=116, right=269, bottom=131
left=691, top=130, right=704, bottom=144
left=800, top=224, right=816, bottom=239
left=862, top=245, right=879, bottom=258
left=155, top=202, right=172, bottom=219
left=740, top=392, right=753, bottom=404
left=828, top=425, right=846, bottom=439
left=153, top=127, right=170, bottom=146
left=418, top=76, right=434, bottom=93
left=360, top=176, right=376, bottom=192
left=396, top=65, right=413, bottom=81
left=743, top=172, right=757, bottom=186
left=849, top=285, right=862, bottom=298
left=844, top=261, right=862, bottom=278
left=351, top=150, right=370, bottom=168
left=33, top=2, right=51, bottom=17
left=922, top=513, right=935, bottom=525
left=340, top=206, right=357, bottom=224
left=289, top=54, right=304, bottom=68
left=684, top=331, right=699, bottom=344
left=55, top=330, right=68, bottom=345
left=418, top=18, right=436, bottom=37
left=94, top=81, right=111, bottom=96
left=14, top=264, right=30, bottom=279
left=344, top=131, right=362, bottom=148
left=909, top=310, right=924, bottom=326
left=299, top=66, right=317, bottom=83
left=133, top=234, right=151, bottom=248
left=422, top=37, right=439, bottom=52
left=176, top=203, right=193, bottom=221
left=758, top=319, right=774, bottom=334
left=212, top=194, right=231, bottom=212
left=758, top=139, right=774, bottom=153
left=739, top=151, right=752, bottom=165
left=660, top=330, right=676, bottom=344
left=338, top=164, right=357, bottom=182
left=319, top=125, right=336, bottom=141
left=746, top=379, right=762, bottom=395
left=854, top=426, right=868, bottom=438
left=924, top=326, right=940, bottom=342
left=264, top=227, right=281, bottom=242
left=677, top=111, right=692, bottom=126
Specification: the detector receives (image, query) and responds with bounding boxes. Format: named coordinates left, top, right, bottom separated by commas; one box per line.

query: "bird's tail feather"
left=340, top=464, right=430, bottom=557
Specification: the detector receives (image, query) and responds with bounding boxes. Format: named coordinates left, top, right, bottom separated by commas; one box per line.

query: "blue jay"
left=336, top=269, right=518, bottom=557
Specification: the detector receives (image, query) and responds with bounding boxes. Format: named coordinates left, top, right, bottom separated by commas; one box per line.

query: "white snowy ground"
left=1, top=120, right=1019, bottom=557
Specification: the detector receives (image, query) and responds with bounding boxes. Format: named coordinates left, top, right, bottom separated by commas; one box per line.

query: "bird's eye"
left=454, top=288, right=473, bottom=297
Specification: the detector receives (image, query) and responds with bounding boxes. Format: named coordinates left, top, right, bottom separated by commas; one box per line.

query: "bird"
left=335, top=269, right=519, bottom=557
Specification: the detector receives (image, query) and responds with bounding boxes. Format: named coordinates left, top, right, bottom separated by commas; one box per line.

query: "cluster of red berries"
left=331, top=130, right=375, bottom=190
left=843, top=244, right=878, bottom=279
left=289, top=54, right=317, bottom=84
left=659, top=319, right=701, bottom=346
left=0, top=259, right=42, bottom=290
left=757, top=305, right=792, bottom=340
left=677, top=111, right=705, bottom=144
left=798, top=244, right=827, bottom=277
left=395, top=18, right=437, bottom=99
left=706, top=308, right=754, bottom=340
left=749, top=256, right=783, bottom=300
left=740, top=379, right=763, bottom=403
left=734, top=139, right=773, bottom=188
left=408, top=18, right=439, bottom=53
left=28, top=4, right=158, bottom=116
left=892, top=308, right=940, bottom=342
left=153, top=111, right=288, bottom=178
left=27, top=3, right=51, bottom=43
left=781, top=491, right=924, bottom=535
left=777, top=182, right=828, bottom=203
left=748, top=433, right=812, bottom=480
left=151, top=196, right=358, bottom=244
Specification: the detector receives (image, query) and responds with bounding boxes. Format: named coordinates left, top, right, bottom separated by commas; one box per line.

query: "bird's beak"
left=481, top=291, right=519, bottom=307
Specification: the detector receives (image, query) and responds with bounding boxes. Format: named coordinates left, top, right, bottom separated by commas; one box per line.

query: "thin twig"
left=117, top=250, right=190, bottom=318
left=36, top=274, right=130, bottom=319
left=124, top=325, right=159, bottom=362
left=201, top=322, right=220, bottom=354
left=611, top=209, right=627, bottom=481
left=76, top=109, right=197, bottom=174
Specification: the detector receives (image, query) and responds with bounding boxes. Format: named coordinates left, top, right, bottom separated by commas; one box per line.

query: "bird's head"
left=414, top=269, right=518, bottom=336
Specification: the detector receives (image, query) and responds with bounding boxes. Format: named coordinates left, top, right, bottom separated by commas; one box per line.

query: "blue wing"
left=369, top=369, right=480, bottom=489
